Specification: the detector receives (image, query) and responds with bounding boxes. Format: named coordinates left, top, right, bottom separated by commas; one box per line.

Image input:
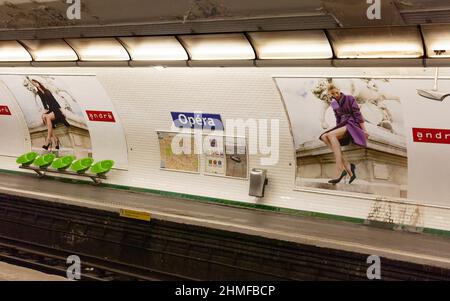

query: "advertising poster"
left=275, top=76, right=450, bottom=206
left=0, top=74, right=128, bottom=169
left=275, top=77, right=408, bottom=198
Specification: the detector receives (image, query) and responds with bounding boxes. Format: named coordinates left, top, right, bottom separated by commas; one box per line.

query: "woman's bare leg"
left=49, top=113, right=59, bottom=147
left=44, top=112, right=56, bottom=145
left=321, top=133, right=347, bottom=178
left=42, top=114, right=50, bottom=144
left=342, top=156, right=352, bottom=175
left=320, top=133, right=332, bottom=149
left=326, top=127, right=353, bottom=178
left=51, top=132, right=58, bottom=146
left=52, top=131, right=61, bottom=149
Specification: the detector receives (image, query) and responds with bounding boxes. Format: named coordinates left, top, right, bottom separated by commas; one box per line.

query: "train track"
left=0, top=236, right=189, bottom=281
left=1, top=193, right=449, bottom=281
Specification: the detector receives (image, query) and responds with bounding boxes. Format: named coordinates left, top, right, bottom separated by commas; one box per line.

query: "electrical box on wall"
left=249, top=168, right=268, bottom=198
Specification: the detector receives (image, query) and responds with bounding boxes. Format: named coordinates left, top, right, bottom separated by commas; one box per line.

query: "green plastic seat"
left=33, top=153, right=56, bottom=169
left=70, top=158, right=94, bottom=174
left=16, top=152, right=39, bottom=166
left=51, top=156, right=76, bottom=171
left=90, top=160, right=115, bottom=176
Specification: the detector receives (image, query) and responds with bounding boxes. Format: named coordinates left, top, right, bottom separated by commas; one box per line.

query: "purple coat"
left=320, top=93, right=367, bottom=147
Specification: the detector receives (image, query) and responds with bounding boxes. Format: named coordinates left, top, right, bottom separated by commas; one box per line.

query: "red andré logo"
left=412, top=128, right=450, bottom=144
left=0, top=105, right=11, bottom=116
left=86, top=110, right=116, bottom=122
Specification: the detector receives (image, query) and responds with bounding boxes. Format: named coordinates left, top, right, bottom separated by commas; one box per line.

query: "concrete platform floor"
left=0, top=261, right=67, bottom=281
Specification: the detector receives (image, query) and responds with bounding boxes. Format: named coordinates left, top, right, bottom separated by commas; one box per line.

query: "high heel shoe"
left=42, top=142, right=52, bottom=150
left=328, top=170, right=347, bottom=184
left=349, top=163, right=357, bottom=184
left=55, top=138, right=60, bottom=150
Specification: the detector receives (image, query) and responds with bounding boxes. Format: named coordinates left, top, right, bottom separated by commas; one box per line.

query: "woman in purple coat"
left=319, top=84, right=368, bottom=184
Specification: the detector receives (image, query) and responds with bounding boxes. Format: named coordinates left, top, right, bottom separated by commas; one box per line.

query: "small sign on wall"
left=86, top=110, right=116, bottom=123
left=171, top=112, right=223, bottom=130
left=0, top=105, right=11, bottom=116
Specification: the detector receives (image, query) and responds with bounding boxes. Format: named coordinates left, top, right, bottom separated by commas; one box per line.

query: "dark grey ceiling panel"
left=401, top=9, right=450, bottom=24
left=0, top=15, right=338, bottom=41
left=322, top=0, right=405, bottom=27
left=0, top=0, right=327, bottom=30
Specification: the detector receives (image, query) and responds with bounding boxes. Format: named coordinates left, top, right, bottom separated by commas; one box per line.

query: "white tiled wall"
left=1, top=66, right=450, bottom=232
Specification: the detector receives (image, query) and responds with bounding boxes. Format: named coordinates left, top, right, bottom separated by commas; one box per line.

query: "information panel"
left=157, top=131, right=200, bottom=173
left=157, top=131, right=248, bottom=179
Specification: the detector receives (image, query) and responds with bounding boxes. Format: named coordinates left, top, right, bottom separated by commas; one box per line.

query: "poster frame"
left=0, top=72, right=130, bottom=170
left=272, top=75, right=450, bottom=204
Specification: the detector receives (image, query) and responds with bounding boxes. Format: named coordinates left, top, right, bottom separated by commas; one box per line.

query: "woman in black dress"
left=31, top=79, right=70, bottom=150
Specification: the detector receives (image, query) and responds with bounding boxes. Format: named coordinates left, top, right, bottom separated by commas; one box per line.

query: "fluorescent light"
left=65, top=38, right=130, bottom=61
left=20, top=39, right=78, bottom=61
left=421, top=24, right=450, bottom=58
left=118, top=36, right=188, bottom=61
left=247, top=30, right=333, bottom=59
left=0, top=41, right=32, bottom=62
left=178, top=33, right=255, bottom=60
left=328, top=27, right=423, bottom=58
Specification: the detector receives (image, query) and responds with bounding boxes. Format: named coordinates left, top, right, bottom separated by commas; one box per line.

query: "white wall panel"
left=0, top=80, right=30, bottom=156
left=62, top=76, right=129, bottom=169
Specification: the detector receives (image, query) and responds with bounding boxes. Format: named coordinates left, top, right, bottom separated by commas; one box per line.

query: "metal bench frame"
left=19, top=165, right=107, bottom=184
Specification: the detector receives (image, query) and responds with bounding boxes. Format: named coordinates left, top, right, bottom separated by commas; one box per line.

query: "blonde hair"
left=327, top=84, right=339, bottom=92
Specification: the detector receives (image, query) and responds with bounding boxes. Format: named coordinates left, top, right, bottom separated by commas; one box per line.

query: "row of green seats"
left=16, top=152, right=114, bottom=176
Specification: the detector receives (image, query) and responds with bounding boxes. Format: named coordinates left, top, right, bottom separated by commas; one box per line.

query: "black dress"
left=37, top=89, right=70, bottom=128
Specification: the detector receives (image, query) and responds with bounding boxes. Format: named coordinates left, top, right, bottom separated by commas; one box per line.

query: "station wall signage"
left=171, top=112, right=223, bottom=130
left=0, top=105, right=11, bottom=116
